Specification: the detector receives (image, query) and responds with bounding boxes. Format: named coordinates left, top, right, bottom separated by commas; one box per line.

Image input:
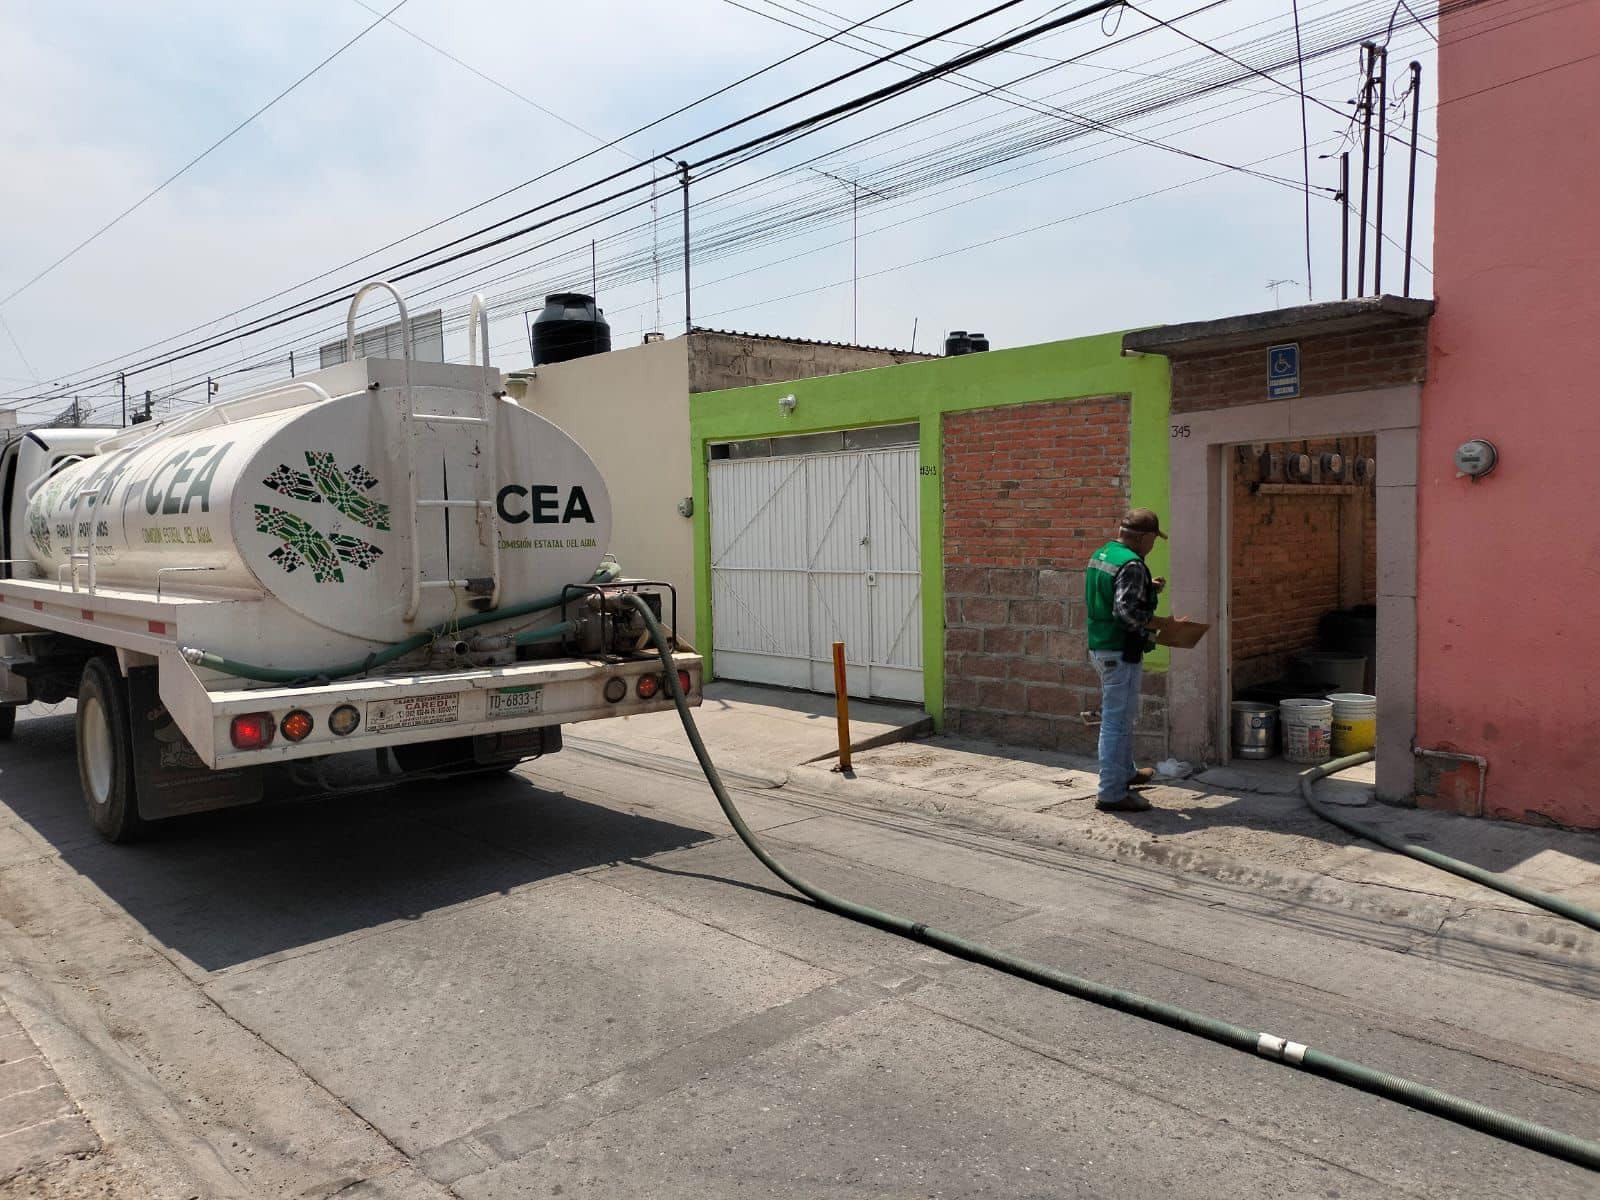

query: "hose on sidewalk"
left=621, top=594, right=1600, bottom=1174
left=1299, top=753, right=1600, bottom=933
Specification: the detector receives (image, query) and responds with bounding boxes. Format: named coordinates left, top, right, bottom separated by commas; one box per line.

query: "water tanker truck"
left=0, top=284, right=700, bottom=841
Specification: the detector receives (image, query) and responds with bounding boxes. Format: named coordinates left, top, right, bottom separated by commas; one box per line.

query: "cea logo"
left=496, top=484, right=595, bottom=525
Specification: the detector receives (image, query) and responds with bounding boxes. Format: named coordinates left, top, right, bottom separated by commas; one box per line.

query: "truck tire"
left=77, top=659, right=144, bottom=843
left=0, top=705, right=14, bottom=741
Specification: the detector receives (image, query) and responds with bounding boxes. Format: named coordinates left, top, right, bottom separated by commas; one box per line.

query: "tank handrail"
left=348, top=281, right=412, bottom=363
left=24, top=455, right=85, bottom=502
left=467, top=293, right=491, bottom=370
left=156, top=565, right=221, bottom=600
left=95, top=379, right=336, bottom=456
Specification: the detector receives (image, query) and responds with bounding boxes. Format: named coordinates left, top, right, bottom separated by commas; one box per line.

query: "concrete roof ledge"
left=1121, top=295, right=1435, bottom=357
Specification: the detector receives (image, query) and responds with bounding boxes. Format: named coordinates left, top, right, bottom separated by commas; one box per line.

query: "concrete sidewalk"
left=576, top=682, right=1600, bottom=965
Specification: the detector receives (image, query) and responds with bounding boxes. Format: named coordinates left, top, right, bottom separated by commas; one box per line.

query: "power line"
left=0, top=314, right=39, bottom=383
left=0, top=0, right=414, bottom=310
left=725, top=0, right=1318, bottom=192
left=20, top=0, right=929, bottom=396
left=18, top=0, right=1455, bottom=409
left=347, top=0, right=642, bottom=162
left=22, top=0, right=1115, bottom=397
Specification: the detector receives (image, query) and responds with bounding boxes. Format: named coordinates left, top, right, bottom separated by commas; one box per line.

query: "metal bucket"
left=1231, top=701, right=1279, bottom=760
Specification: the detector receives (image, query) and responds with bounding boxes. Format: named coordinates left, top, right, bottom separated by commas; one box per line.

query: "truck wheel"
left=77, top=659, right=143, bottom=843
left=0, top=706, right=14, bottom=741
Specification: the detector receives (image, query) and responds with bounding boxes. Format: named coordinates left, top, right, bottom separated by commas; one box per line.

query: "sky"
left=0, top=0, right=1440, bottom=422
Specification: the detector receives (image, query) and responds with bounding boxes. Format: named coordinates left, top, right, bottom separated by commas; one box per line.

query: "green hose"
left=1300, top=753, right=1600, bottom=933
left=621, top=593, right=1600, bottom=1174
left=185, top=563, right=620, bottom=684
left=512, top=621, right=575, bottom=646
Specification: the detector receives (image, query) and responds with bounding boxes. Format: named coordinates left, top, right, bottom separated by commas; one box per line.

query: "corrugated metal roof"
left=691, top=327, right=930, bottom=357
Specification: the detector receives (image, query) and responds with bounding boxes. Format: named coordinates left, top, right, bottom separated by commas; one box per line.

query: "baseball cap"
left=1120, top=508, right=1167, bottom=539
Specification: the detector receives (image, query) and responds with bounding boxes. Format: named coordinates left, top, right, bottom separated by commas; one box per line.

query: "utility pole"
left=1404, top=62, right=1423, bottom=297
left=678, top=161, right=692, bottom=335
left=118, top=372, right=127, bottom=427
left=1374, top=46, right=1389, bottom=295
left=289, top=350, right=296, bottom=378
left=651, top=158, right=662, bottom=333
left=1357, top=42, right=1377, bottom=296
left=1339, top=152, right=1351, bottom=300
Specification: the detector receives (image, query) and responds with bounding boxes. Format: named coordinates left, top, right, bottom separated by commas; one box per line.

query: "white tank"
left=24, top=365, right=612, bottom=645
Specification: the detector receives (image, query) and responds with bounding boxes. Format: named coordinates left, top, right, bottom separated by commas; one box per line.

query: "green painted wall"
left=690, top=333, right=1172, bottom=726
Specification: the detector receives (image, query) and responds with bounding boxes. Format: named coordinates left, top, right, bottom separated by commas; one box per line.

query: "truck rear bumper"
left=159, top=652, right=702, bottom=769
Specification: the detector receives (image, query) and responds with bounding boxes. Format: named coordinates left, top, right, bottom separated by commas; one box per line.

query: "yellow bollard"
left=832, top=640, right=852, bottom=773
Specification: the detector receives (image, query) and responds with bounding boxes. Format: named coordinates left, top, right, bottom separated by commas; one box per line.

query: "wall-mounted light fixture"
left=777, top=392, right=797, bottom=415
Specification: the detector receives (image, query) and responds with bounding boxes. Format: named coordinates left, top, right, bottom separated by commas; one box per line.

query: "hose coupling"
left=1255, top=1033, right=1309, bottom=1065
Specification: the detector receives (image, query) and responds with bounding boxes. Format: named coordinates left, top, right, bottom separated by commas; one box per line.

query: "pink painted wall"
left=1418, top=3, right=1600, bottom=828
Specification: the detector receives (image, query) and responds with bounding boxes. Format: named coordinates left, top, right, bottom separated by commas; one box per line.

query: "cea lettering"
left=496, top=484, right=595, bottom=525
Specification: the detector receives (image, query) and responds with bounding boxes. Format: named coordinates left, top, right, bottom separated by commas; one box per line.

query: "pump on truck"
left=0, top=284, right=700, bottom=841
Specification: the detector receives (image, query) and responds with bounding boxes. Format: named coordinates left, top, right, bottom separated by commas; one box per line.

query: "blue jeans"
left=1090, top=650, right=1141, bottom=805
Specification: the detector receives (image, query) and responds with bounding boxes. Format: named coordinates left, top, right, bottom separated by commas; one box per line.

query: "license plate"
left=487, top=686, right=543, bottom=720
left=367, top=692, right=459, bottom=733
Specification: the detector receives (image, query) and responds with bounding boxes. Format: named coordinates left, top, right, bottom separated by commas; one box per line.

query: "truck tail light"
left=329, top=704, right=361, bottom=736
left=677, top=670, right=692, bottom=696
left=636, top=673, right=661, bottom=700
left=603, top=677, right=627, bottom=703
left=230, top=713, right=276, bottom=750
left=281, top=710, right=314, bottom=742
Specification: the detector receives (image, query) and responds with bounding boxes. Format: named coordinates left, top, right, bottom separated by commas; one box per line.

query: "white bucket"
left=1328, top=692, right=1377, bottom=755
left=1280, top=698, right=1334, bottom=765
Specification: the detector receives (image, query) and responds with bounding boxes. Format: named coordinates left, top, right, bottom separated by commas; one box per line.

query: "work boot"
left=1096, top=793, right=1152, bottom=813
left=1128, top=767, right=1156, bottom=788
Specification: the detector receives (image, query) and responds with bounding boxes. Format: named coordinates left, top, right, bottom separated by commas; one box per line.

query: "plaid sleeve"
left=1111, top=560, right=1154, bottom=633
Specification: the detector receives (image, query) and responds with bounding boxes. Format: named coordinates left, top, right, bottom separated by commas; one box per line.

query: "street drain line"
left=624, top=595, right=1600, bottom=1174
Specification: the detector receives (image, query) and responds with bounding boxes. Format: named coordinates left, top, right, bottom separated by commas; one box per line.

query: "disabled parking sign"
left=1268, top=343, right=1300, bottom=399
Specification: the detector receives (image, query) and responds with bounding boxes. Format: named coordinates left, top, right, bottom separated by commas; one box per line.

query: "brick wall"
left=1230, top=436, right=1377, bottom=689
left=942, top=397, right=1167, bottom=760
left=1170, top=325, right=1428, bottom=414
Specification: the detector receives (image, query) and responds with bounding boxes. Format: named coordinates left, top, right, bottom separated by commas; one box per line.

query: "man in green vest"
left=1085, top=509, right=1166, bottom=812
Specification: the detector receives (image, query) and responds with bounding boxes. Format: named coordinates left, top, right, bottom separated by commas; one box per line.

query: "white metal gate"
left=710, top=446, right=922, bottom=703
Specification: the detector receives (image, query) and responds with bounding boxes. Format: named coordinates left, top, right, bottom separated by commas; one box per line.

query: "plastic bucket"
left=1328, top=692, right=1377, bottom=755
left=1231, top=702, right=1279, bottom=760
left=1279, top=698, right=1334, bottom=765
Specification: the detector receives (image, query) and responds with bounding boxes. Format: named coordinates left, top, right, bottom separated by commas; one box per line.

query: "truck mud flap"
left=128, top=667, right=263, bottom=819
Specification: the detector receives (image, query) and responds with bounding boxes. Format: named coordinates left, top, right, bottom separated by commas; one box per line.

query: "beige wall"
left=509, top=337, right=699, bottom=644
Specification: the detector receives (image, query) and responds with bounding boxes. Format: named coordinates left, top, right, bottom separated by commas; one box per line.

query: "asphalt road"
left=0, top=704, right=1595, bottom=1198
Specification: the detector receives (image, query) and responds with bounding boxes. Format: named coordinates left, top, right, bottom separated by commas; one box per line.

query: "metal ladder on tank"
left=347, top=284, right=501, bottom=624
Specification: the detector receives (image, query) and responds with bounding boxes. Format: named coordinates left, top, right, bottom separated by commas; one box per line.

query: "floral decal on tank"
left=257, top=451, right=387, bottom=583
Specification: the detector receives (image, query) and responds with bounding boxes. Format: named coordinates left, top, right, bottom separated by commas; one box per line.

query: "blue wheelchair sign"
left=1268, top=342, right=1300, bottom=398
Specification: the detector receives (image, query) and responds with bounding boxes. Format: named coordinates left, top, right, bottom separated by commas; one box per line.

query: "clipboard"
left=1150, top=616, right=1210, bottom=649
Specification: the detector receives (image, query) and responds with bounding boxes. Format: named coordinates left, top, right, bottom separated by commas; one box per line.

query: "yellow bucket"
left=1328, top=693, right=1377, bottom=755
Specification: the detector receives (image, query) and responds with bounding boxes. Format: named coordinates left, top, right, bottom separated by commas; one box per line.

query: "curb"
left=782, top=764, right=1600, bottom=966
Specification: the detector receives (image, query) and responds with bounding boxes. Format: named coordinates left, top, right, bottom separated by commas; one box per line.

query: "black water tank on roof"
left=967, top=332, right=990, bottom=353
left=944, top=330, right=971, bottom=356
left=531, top=292, right=612, bottom=365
